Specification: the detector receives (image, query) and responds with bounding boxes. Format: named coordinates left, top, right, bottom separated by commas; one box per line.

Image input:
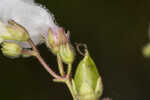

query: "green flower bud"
left=142, top=43, right=150, bottom=57
left=59, top=43, right=74, bottom=64
left=1, top=42, right=22, bottom=58
left=5, top=20, right=29, bottom=41
left=48, top=27, right=69, bottom=55
left=74, top=50, right=103, bottom=100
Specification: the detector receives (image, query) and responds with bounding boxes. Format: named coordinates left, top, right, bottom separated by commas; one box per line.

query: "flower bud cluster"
left=0, top=1, right=103, bottom=100
left=0, top=20, right=30, bottom=58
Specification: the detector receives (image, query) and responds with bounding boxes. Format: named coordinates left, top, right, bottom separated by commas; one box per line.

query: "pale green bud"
left=142, top=43, right=150, bottom=57
left=0, top=20, right=29, bottom=42
left=74, top=50, right=103, bottom=100
left=59, top=43, right=75, bottom=64
left=5, top=20, right=30, bottom=41
left=48, top=27, right=69, bottom=55
left=1, top=42, right=22, bottom=57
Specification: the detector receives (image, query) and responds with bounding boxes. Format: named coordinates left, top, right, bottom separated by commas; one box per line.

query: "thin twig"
left=28, top=39, right=64, bottom=80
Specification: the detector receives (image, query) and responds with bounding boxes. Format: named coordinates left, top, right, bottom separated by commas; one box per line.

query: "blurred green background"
left=0, top=0, right=150, bottom=100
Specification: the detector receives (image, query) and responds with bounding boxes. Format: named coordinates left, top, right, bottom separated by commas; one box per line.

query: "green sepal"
left=59, top=43, right=74, bottom=64
left=78, top=82, right=95, bottom=100
left=74, top=50, right=103, bottom=100
left=71, top=79, right=78, bottom=97
left=95, top=77, right=103, bottom=99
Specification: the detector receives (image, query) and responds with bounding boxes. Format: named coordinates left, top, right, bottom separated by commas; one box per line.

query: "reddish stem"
left=28, top=39, right=64, bottom=80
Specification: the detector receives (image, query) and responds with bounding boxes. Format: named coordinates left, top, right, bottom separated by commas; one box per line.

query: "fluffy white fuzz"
left=0, top=0, right=59, bottom=48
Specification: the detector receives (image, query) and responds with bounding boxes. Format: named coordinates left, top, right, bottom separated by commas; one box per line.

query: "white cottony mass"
left=0, top=0, right=59, bottom=48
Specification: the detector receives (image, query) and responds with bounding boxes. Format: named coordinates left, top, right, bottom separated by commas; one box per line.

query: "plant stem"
left=67, top=63, right=72, bottom=78
left=57, top=54, right=65, bottom=76
left=65, top=80, right=77, bottom=100
left=28, top=39, right=77, bottom=100
left=28, top=39, right=64, bottom=80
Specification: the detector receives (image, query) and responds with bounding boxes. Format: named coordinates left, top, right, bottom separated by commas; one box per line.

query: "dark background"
left=0, top=0, right=150, bottom=100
